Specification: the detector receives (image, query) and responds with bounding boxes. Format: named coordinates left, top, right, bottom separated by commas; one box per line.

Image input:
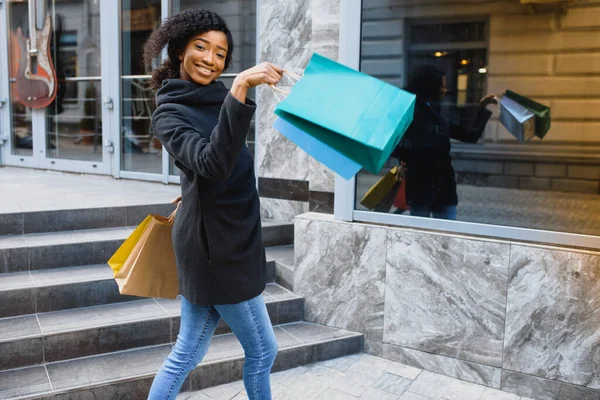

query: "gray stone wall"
left=256, top=0, right=340, bottom=221
left=294, top=212, right=600, bottom=400
left=453, top=155, right=600, bottom=195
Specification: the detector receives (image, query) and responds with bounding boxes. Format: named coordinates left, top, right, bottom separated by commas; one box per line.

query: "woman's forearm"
left=230, top=78, right=249, bottom=104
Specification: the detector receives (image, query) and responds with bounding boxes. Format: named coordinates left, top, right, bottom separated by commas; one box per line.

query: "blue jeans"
left=148, top=294, right=278, bottom=400
left=410, top=205, right=457, bottom=220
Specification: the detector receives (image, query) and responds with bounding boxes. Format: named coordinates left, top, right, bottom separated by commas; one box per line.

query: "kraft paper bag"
left=110, top=199, right=181, bottom=299
left=274, top=53, right=416, bottom=175
left=108, top=215, right=152, bottom=276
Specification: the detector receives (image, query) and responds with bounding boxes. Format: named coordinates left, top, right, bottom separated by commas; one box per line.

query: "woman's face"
left=439, top=75, right=447, bottom=100
left=179, top=30, right=228, bottom=85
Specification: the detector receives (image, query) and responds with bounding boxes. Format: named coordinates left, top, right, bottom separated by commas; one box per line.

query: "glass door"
left=0, top=0, right=112, bottom=174
left=119, top=0, right=164, bottom=180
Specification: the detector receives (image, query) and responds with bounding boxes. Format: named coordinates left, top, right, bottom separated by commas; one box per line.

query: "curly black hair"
left=405, top=64, right=446, bottom=101
left=143, top=9, right=234, bottom=90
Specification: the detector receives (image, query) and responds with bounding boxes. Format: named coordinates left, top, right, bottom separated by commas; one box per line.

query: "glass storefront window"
left=355, top=0, right=600, bottom=238
left=7, top=1, right=33, bottom=157
left=47, top=0, right=102, bottom=162
left=121, top=0, right=161, bottom=174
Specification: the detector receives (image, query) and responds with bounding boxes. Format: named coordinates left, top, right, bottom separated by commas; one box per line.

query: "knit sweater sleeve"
left=152, top=93, right=256, bottom=182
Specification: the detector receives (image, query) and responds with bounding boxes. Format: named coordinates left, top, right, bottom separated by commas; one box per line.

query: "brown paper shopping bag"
left=114, top=200, right=180, bottom=299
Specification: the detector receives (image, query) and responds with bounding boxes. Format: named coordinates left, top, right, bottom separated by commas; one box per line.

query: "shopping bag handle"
left=268, top=70, right=303, bottom=101
left=168, top=196, right=182, bottom=222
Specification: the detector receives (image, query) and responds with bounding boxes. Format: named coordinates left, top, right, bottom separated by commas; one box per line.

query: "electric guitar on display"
left=15, top=0, right=57, bottom=109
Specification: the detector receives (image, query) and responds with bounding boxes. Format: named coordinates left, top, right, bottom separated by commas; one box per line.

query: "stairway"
left=0, top=204, right=362, bottom=400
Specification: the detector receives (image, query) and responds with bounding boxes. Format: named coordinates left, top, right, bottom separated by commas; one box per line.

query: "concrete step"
left=266, top=245, right=295, bottom=291
left=0, top=257, right=279, bottom=319
left=0, top=221, right=293, bottom=275
left=0, top=264, right=133, bottom=319
left=0, top=203, right=176, bottom=236
left=0, top=322, right=363, bottom=400
left=0, top=283, right=303, bottom=371
left=0, top=228, right=132, bottom=274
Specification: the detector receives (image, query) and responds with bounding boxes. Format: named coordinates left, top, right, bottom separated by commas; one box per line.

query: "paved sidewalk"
left=0, top=167, right=179, bottom=213
left=177, top=354, right=536, bottom=400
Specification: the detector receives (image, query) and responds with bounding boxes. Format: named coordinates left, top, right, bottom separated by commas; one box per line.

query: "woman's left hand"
left=480, top=94, right=498, bottom=108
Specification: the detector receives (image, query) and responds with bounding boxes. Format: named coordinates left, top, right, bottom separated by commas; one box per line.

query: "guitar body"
left=15, top=15, right=57, bottom=109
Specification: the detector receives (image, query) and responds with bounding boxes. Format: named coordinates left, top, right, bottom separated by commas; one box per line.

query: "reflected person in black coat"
left=392, top=64, right=497, bottom=220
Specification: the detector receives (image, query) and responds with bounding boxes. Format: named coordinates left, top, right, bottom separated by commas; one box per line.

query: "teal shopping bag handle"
left=268, top=70, right=303, bottom=98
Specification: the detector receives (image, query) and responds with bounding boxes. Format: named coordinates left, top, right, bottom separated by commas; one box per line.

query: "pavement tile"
left=345, top=361, right=387, bottom=383
left=287, top=372, right=329, bottom=399
left=176, top=354, right=551, bottom=400
left=384, top=363, right=423, bottom=381
left=443, top=377, right=487, bottom=400
left=305, top=365, right=346, bottom=384
left=328, top=375, right=369, bottom=397
left=271, top=365, right=309, bottom=387
left=372, top=372, right=412, bottom=396
left=319, top=353, right=362, bottom=372
left=176, top=392, right=212, bottom=400
left=355, top=353, right=393, bottom=369
left=316, top=388, right=359, bottom=400
left=398, top=392, right=432, bottom=400
left=480, top=387, right=521, bottom=400
left=198, top=380, right=245, bottom=400
left=406, top=370, right=456, bottom=398
left=360, top=387, right=401, bottom=400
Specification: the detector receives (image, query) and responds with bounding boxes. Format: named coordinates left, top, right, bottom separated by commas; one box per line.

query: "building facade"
left=1, top=1, right=600, bottom=397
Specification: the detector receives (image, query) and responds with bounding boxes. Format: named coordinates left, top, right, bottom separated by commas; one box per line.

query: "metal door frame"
left=0, top=0, right=113, bottom=174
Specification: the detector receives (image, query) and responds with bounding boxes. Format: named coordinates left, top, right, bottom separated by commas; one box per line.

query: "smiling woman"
left=141, top=9, right=282, bottom=400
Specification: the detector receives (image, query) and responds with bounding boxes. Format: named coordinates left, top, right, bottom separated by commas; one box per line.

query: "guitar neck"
left=28, top=0, right=37, bottom=51
left=28, top=0, right=48, bottom=52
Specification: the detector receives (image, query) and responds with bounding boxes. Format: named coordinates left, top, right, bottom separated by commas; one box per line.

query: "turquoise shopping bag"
left=273, top=117, right=362, bottom=180
left=274, top=53, right=416, bottom=174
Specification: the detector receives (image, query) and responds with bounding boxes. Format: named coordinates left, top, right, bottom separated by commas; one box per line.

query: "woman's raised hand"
left=234, top=62, right=283, bottom=89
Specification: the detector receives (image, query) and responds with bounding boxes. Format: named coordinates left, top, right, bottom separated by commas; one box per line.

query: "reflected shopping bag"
left=108, top=199, right=181, bottom=299
left=273, top=117, right=362, bottom=180
left=504, top=90, right=551, bottom=139
left=274, top=53, right=416, bottom=174
left=393, top=177, right=409, bottom=211
left=360, top=166, right=400, bottom=210
left=499, top=96, right=536, bottom=144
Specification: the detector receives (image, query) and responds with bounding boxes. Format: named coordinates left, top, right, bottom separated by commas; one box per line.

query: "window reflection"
left=7, top=2, right=33, bottom=156
left=356, top=0, right=600, bottom=237
left=121, top=0, right=162, bottom=174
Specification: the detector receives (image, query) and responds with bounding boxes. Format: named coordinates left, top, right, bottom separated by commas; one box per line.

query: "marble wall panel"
left=504, top=245, right=600, bottom=389
left=260, top=198, right=309, bottom=222
left=257, top=0, right=312, bottom=181
left=384, top=231, right=509, bottom=367
left=295, top=217, right=387, bottom=340
left=257, top=87, right=309, bottom=182
left=364, top=339, right=502, bottom=388
left=311, top=0, right=340, bottom=60
left=501, top=370, right=600, bottom=400
left=308, top=159, right=336, bottom=193
left=306, top=0, right=340, bottom=193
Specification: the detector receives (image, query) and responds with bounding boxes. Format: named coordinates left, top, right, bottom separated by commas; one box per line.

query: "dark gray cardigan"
left=152, top=79, right=266, bottom=305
